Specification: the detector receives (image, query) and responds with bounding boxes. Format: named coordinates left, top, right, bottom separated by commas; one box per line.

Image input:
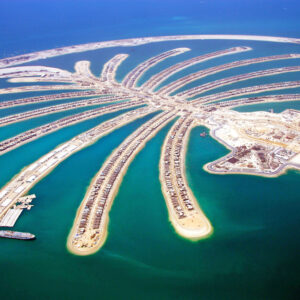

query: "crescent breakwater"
left=1, top=34, right=300, bottom=69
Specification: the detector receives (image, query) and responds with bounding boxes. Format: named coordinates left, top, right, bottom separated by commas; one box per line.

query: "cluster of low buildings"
left=0, top=107, right=154, bottom=230
left=123, top=48, right=187, bottom=89
left=206, top=109, right=300, bottom=176
left=168, top=53, right=300, bottom=99
left=0, top=100, right=142, bottom=155
left=101, top=54, right=129, bottom=82
left=144, top=47, right=249, bottom=94
left=72, top=111, right=176, bottom=248
left=0, top=91, right=110, bottom=109
left=162, top=116, right=195, bottom=220
left=0, top=95, right=129, bottom=127
left=193, top=80, right=300, bottom=106
left=160, top=47, right=250, bottom=96
left=209, top=143, right=296, bottom=175
left=213, top=94, right=300, bottom=109
left=181, top=66, right=300, bottom=99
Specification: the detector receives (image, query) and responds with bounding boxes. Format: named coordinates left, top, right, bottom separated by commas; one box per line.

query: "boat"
left=0, top=230, right=35, bottom=240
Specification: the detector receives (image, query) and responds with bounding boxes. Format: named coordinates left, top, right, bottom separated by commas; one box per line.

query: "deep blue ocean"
left=0, top=1, right=299, bottom=299
left=1, top=0, right=300, bottom=58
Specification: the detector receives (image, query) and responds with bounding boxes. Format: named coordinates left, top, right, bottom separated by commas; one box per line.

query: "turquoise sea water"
left=1, top=122, right=299, bottom=300
left=0, top=1, right=300, bottom=299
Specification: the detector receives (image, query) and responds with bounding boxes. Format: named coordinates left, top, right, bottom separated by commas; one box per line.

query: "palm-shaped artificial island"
left=0, top=35, right=299, bottom=255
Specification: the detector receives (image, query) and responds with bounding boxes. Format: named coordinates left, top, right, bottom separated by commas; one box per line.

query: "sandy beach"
left=159, top=119, right=213, bottom=241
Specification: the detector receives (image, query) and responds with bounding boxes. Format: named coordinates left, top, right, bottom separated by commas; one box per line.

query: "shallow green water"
left=1, top=123, right=299, bottom=300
